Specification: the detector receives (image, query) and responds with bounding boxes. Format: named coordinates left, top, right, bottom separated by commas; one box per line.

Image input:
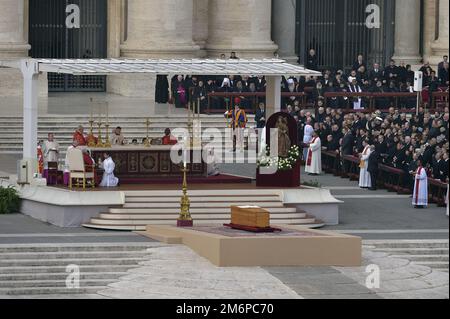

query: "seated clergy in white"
left=412, top=159, right=428, bottom=209
left=100, top=152, right=119, bottom=187
left=358, top=139, right=372, bottom=188
left=305, top=130, right=322, bottom=175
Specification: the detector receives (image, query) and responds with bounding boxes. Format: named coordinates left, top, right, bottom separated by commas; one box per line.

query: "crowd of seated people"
left=301, top=105, right=449, bottom=189
left=155, top=53, right=449, bottom=113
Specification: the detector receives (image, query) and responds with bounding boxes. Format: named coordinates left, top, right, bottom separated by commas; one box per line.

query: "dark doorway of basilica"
left=29, top=0, right=107, bottom=92
left=296, top=0, right=396, bottom=71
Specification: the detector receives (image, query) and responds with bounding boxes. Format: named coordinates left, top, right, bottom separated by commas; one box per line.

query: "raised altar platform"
left=1, top=179, right=341, bottom=229
left=142, top=225, right=361, bottom=267
left=90, top=146, right=207, bottom=182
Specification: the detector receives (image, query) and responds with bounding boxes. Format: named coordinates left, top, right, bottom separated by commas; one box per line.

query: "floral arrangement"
left=257, top=145, right=300, bottom=171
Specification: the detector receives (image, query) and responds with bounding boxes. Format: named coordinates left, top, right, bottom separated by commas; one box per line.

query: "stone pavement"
left=94, top=243, right=448, bottom=299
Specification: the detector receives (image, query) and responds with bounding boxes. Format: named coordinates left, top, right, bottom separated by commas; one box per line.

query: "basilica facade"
left=0, top=0, right=448, bottom=96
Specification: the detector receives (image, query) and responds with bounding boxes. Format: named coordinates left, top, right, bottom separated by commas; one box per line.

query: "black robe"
left=155, top=75, right=169, bottom=104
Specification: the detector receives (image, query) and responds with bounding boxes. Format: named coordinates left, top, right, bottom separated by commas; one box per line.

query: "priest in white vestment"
left=358, top=140, right=372, bottom=188
left=303, top=119, right=314, bottom=161
left=305, top=131, right=322, bottom=175
left=43, top=133, right=59, bottom=166
left=100, top=153, right=119, bottom=187
left=412, top=160, right=428, bottom=208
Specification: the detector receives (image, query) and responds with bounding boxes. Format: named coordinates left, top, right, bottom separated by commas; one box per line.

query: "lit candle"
left=106, top=103, right=109, bottom=126
left=183, top=137, right=188, bottom=168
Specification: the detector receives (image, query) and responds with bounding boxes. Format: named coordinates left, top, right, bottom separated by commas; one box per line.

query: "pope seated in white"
left=100, top=152, right=119, bottom=187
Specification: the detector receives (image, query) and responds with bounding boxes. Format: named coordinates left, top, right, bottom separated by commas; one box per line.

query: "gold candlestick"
left=87, top=119, right=97, bottom=147
left=144, top=118, right=151, bottom=147
left=177, top=166, right=193, bottom=227
left=187, top=121, right=193, bottom=148
left=104, top=124, right=112, bottom=148
left=96, top=121, right=104, bottom=147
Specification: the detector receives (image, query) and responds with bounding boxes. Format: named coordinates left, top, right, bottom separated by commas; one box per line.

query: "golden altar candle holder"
left=104, top=124, right=112, bottom=148
left=177, top=165, right=193, bottom=227
left=144, top=118, right=151, bottom=147
left=187, top=121, right=193, bottom=148
left=96, top=121, right=104, bottom=147
left=87, top=119, right=97, bottom=147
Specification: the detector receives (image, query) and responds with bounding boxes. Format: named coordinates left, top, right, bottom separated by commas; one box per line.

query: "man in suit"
left=255, top=102, right=266, bottom=129
left=367, top=146, right=379, bottom=190
left=341, top=127, right=355, bottom=174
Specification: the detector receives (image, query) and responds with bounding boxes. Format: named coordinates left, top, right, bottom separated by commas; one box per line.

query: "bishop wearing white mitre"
left=100, top=152, right=119, bottom=187
left=412, top=160, right=428, bottom=209
left=305, top=131, right=322, bottom=175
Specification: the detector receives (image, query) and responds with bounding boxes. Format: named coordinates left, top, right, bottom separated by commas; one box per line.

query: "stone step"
left=98, top=212, right=308, bottom=220
left=87, top=217, right=318, bottom=227
left=83, top=219, right=322, bottom=231
left=0, top=279, right=116, bottom=289
left=0, top=265, right=138, bottom=274
left=0, top=286, right=106, bottom=295
left=124, top=190, right=281, bottom=197
left=372, top=248, right=450, bottom=255
left=369, top=242, right=449, bottom=249
left=412, top=261, right=449, bottom=269
left=122, top=201, right=284, bottom=208
left=0, top=257, right=148, bottom=267
left=125, top=197, right=281, bottom=204
left=0, top=272, right=128, bottom=281
left=0, top=244, right=157, bottom=253
left=107, top=207, right=298, bottom=214
left=0, top=250, right=151, bottom=260
left=389, top=254, right=449, bottom=262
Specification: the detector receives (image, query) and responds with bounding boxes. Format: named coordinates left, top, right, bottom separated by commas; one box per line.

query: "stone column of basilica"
left=193, top=0, right=209, bottom=58
left=108, top=0, right=200, bottom=98
left=271, top=0, right=298, bottom=63
left=0, top=0, right=46, bottom=96
left=392, top=0, right=422, bottom=66
left=206, top=0, right=278, bottom=58
left=422, top=0, right=438, bottom=64
left=429, top=0, right=450, bottom=65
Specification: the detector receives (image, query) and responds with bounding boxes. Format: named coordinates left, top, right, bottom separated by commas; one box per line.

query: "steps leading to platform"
left=0, top=244, right=156, bottom=296
left=367, top=240, right=449, bottom=272
left=83, top=190, right=324, bottom=231
left=0, top=115, right=256, bottom=155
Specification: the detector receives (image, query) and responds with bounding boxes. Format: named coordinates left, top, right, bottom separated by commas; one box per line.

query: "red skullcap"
left=234, top=97, right=241, bottom=104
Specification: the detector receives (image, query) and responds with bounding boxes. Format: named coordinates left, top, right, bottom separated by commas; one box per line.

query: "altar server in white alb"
left=305, top=131, right=322, bottom=175
left=100, top=152, right=119, bottom=187
left=412, top=160, right=428, bottom=209
left=43, top=133, right=59, bottom=165
left=358, top=139, right=372, bottom=188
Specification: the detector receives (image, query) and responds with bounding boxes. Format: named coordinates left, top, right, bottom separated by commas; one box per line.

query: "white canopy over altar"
left=0, top=58, right=321, bottom=171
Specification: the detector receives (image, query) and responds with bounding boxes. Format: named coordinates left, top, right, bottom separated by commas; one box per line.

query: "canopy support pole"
left=265, top=76, right=281, bottom=117
left=21, top=59, right=40, bottom=179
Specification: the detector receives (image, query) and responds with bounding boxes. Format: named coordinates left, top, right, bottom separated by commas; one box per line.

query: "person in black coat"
left=367, top=146, right=379, bottom=190
left=155, top=75, right=169, bottom=104
left=305, top=49, right=318, bottom=71
left=341, top=127, right=355, bottom=174
left=255, top=102, right=266, bottom=129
